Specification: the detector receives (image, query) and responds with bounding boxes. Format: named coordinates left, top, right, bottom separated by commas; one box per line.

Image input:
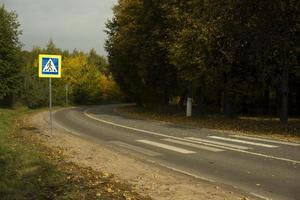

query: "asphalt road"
left=53, top=104, right=300, bottom=200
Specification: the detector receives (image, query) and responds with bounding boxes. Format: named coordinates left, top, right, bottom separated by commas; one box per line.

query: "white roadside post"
left=186, top=84, right=192, bottom=117
left=39, top=54, right=62, bottom=136
left=65, top=84, right=68, bottom=106
left=186, top=97, right=192, bottom=117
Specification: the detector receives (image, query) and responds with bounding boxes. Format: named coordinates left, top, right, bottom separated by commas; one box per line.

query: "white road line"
left=231, top=135, right=300, bottom=146
left=250, top=192, right=272, bottom=200
left=208, top=136, right=278, bottom=148
left=161, top=138, right=224, bottom=152
left=184, top=137, right=300, bottom=164
left=185, top=137, right=251, bottom=150
left=109, top=141, right=162, bottom=156
left=85, top=111, right=170, bottom=138
left=136, top=140, right=196, bottom=154
left=84, top=110, right=300, bottom=164
left=52, top=109, right=272, bottom=200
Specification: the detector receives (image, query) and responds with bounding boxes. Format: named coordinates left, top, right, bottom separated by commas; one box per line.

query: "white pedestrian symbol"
left=43, top=59, right=58, bottom=72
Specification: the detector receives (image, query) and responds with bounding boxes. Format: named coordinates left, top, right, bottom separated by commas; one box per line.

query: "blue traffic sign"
left=39, top=54, right=62, bottom=78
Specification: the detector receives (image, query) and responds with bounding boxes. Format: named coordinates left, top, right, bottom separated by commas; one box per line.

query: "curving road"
left=53, top=104, right=300, bottom=200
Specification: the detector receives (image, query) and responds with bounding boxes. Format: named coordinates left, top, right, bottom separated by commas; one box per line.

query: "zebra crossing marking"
left=230, top=135, right=300, bottom=146
left=161, top=138, right=224, bottom=152
left=208, top=136, right=278, bottom=148
left=137, top=140, right=196, bottom=154
left=185, top=137, right=251, bottom=150
left=84, top=109, right=300, bottom=163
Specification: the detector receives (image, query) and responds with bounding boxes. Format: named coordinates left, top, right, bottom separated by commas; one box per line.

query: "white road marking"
left=185, top=137, right=251, bottom=150
left=208, top=136, right=278, bottom=148
left=161, top=138, right=224, bottom=152
left=185, top=137, right=300, bottom=164
left=250, top=192, right=272, bottom=200
left=52, top=109, right=271, bottom=200
left=152, top=161, right=216, bottom=183
left=136, top=140, right=196, bottom=154
left=109, top=141, right=162, bottom=156
left=84, top=110, right=300, bottom=164
left=85, top=111, right=171, bottom=138
left=231, top=135, right=300, bottom=146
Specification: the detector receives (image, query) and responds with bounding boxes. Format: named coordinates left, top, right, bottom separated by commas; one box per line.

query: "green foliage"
left=21, top=48, right=47, bottom=108
left=0, top=5, right=22, bottom=106
left=20, top=41, right=63, bottom=108
left=88, top=48, right=109, bottom=75
left=20, top=39, right=122, bottom=107
left=106, top=0, right=179, bottom=106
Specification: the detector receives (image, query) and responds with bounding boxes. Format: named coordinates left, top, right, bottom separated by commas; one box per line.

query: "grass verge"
left=0, top=107, right=150, bottom=200
left=117, top=106, right=300, bottom=142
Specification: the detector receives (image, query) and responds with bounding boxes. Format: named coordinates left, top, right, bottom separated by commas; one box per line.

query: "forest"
left=105, top=0, right=299, bottom=123
left=1, top=1, right=299, bottom=124
left=0, top=5, right=122, bottom=109
left=1, top=2, right=300, bottom=200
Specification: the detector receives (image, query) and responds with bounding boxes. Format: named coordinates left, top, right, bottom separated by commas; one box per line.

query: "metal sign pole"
left=49, top=78, right=53, bottom=136
left=39, top=54, right=61, bottom=137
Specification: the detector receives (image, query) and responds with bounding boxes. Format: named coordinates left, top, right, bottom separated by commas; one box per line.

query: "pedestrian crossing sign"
left=39, top=54, right=62, bottom=78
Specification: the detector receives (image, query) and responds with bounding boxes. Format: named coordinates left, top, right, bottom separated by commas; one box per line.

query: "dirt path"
left=28, top=110, right=256, bottom=200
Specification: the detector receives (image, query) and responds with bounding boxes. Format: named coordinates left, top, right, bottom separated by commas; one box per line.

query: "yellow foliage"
left=63, top=53, right=121, bottom=104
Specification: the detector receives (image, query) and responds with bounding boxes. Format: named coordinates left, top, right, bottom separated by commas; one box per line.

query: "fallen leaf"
left=107, top=187, right=113, bottom=193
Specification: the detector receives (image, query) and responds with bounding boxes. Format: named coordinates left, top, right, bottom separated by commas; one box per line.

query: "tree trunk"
left=220, top=91, right=224, bottom=113
left=164, top=89, right=169, bottom=105
left=296, top=81, right=300, bottom=115
left=135, top=95, right=143, bottom=107
left=196, top=87, right=205, bottom=113
left=178, top=89, right=187, bottom=107
left=224, top=90, right=235, bottom=118
left=280, top=64, right=289, bottom=123
left=262, top=89, right=270, bottom=115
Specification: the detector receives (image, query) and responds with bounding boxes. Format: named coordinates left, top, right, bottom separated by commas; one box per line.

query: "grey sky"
left=1, top=0, right=118, bottom=55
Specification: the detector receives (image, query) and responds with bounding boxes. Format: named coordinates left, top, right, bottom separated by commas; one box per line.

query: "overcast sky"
left=1, top=0, right=118, bottom=55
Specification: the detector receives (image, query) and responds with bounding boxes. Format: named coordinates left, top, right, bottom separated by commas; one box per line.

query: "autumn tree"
left=106, top=0, right=147, bottom=104
left=63, top=52, right=121, bottom=104
left=106, top=0, right=179, bottom=106
left=254, top=0, right=299, bottom=123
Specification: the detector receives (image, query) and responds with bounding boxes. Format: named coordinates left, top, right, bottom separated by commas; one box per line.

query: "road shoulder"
left=29, top=110, right=259, bottom=200
left=115, top=106, right=300, bottom=143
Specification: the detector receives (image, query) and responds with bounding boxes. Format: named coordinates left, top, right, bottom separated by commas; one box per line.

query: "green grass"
left=0, top=108, right=67, bottom=199
left=0, top=107, right=149, bottom=200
